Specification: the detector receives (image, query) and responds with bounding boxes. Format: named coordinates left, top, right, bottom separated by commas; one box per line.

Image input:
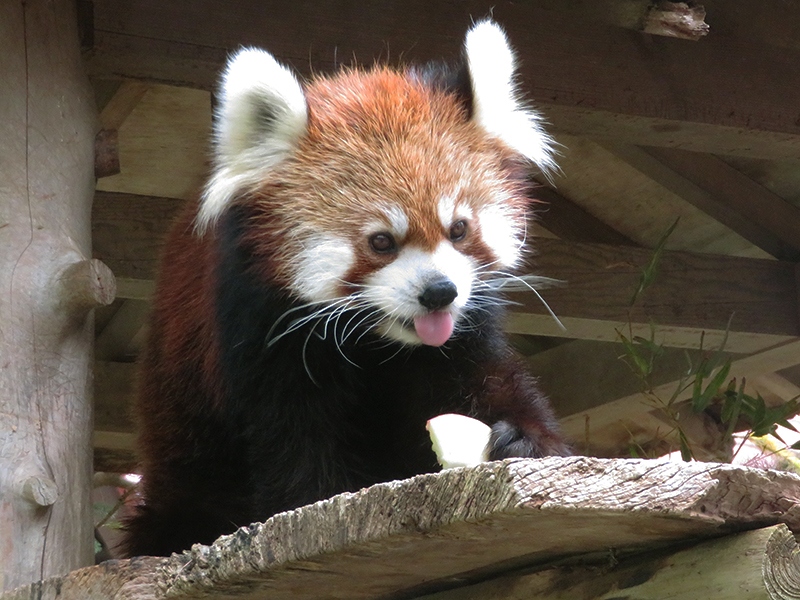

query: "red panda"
left=123, top=20, right=569, bottom=557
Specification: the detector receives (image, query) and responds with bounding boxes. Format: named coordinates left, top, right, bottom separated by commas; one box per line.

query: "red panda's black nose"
left=418, top=279, right=458, bottom=310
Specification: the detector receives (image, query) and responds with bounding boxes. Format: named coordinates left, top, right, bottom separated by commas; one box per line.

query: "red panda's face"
left=200, top=21, right=555, bottom=347
left=266, top=72, right=529, bottom=346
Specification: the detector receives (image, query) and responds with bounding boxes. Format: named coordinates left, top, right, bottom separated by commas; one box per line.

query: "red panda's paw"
left=488, top=420, right=572, bottom=459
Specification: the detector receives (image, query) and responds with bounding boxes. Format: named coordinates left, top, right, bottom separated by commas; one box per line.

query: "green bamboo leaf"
left=723, top=377, right=746, bottom=441
left=752, top=393, right=767, bottom=427
left=619, top=332, right=650, bottom=377
left=691, top=368, right=704, bottom=409
left=721, top=391, right=737, bottom=423
left=678, top=429, right=693, bottom=462
left=632, top=336, right=664, bottom=357
left=694, top=360, right=731, bottom=413
left=630, top=218, right=679, bottom=306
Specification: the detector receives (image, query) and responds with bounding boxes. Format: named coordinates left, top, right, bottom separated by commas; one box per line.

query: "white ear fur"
left=197, top=48, right=308, bottom=231
left=465, top=21, right=556, bottom=174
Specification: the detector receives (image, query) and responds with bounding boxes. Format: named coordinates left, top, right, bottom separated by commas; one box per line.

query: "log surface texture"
left=0, top=0, right=101, bottom=591
left=3, top=457, right=800, bottom=599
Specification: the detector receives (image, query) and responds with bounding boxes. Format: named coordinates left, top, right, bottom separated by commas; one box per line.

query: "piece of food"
left=426, top=413, right=491, bottom=469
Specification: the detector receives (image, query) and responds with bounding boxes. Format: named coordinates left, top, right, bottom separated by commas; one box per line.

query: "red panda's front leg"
left=471, top=352, right=571, bottom=458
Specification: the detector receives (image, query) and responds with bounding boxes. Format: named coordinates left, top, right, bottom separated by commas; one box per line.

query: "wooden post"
left=0, top=0, right=111, bottom=591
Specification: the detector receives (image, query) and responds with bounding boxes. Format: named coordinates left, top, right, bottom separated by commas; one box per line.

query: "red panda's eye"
left=449, top=220, right=468, bottom=242
left=369, top=233, right=396, bottom=254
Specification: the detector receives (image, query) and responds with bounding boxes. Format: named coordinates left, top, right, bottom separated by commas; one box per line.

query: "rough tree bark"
left=3, top=458, right=800, bottom=599
left=0, top=0, right=111, bottom=591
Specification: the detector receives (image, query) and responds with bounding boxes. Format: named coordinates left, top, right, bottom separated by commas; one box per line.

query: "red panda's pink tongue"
left=414, top=312, right=455, bottom=347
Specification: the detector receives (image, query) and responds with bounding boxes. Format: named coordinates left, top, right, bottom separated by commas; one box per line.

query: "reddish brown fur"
left=240, top=68, right=529, bottom=290
left=126, top=60, right=567, bottom=558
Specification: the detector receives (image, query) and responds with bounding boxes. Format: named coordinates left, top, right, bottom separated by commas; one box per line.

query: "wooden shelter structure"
left=2, top=0, right=800, bottom=595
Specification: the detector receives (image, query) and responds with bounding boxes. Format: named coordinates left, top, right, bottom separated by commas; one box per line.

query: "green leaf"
left=630, top=218, right=679, bottom=306
left=678, top=429, right=693, bottom=462
left=752, top=393, right=766, bottom=427
left=723, top=377, right=746, bottom=441
left=691, top=366, right=705, bottom=408
left=618, top=332, right=651, bottom=377
left=633, top=336, right=664, bottom=358
left=693, top=360, right=731, bottom=413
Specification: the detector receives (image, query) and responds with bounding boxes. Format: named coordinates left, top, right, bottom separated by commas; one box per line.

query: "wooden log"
left=764, top=524, right=800, bottom=599
left=420, top=524, right=798, bottom=600
left=3, top=458, right=800, bottom=599
left=58, top=259, right=117, bottom=314
left=642, top=1, right=709, bottom=41
left=0, top=0, right=99, bottom=590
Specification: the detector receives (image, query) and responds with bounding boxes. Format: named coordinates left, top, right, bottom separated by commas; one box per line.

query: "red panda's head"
left=199, top=21, right=555, bottom=348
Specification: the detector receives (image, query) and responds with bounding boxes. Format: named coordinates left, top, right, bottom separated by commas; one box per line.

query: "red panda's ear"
left=464, top=21, right=557, bottom=176
left=197, top=48, right=308, bottom=232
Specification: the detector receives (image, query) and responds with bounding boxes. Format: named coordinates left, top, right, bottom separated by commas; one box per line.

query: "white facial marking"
left=381, top=204, right=409, bottom=239
left=439, top=194, right=474, bottom=232
left=363, top=242, right=475, bottom=345
left=478, top=204, right=522, bottom=268
left=438, top=194, right=457, bottom=229
left=290, top=233, right=354, bottom=301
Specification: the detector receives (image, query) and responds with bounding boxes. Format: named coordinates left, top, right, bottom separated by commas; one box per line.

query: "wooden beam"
left=642, top=146, right=800, bottom=260
left=5, top=458, right=800, bottom=600
left=94, top=447, right=138, bottom=474
left=752, top=373, right=800, bottom=404
left=92, top=191, right=183, bottom=281
left=531, top=185, right=637, bottom=246
left=115, top=277, right=155, bottom=300
left=95, top=299, right=150, bottom=361
left=86, top=0, right=800, bottom=159
left=509, top=238, right=799, bottom=352
left=93, top=192, right=800, bottom=352
left=644, top=147, right=800, bottom=254
left=95, top=361, right=136, bottom=434
left=602, top=143, right=800, bottom=261
left=425, top=525, right=796, bottom=600
left=528, top=340, right=717, bottom=421
left=94, top=361, right=137, bottom=472
left=99, top=80, right=151, bottom=130
left=93, top=431, right=136, bottom=453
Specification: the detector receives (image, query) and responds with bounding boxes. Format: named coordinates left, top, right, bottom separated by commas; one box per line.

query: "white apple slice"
left=426, top=413, right=491, bottom=469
